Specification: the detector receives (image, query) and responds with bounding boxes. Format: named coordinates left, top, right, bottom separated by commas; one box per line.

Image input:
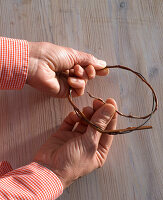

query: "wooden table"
left=0, top=0, right=163, bottom=199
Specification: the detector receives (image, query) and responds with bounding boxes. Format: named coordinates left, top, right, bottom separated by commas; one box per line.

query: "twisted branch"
left=68, top=65, right=158, bottom=135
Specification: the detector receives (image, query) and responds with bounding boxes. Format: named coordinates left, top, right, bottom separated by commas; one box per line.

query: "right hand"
left=34, top=98, right=117, bottom=189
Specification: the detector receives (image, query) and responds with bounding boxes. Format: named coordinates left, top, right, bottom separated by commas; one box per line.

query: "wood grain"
left=0, top=0, right=163, bottom=199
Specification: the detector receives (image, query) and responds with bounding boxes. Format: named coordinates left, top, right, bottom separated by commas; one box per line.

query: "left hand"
left=27, top=42, right=109, bottom=97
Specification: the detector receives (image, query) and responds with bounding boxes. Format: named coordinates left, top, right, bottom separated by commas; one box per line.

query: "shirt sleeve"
left=0, top=37, right=28, bottom=89
left=0, top=161, right=63, bottom=200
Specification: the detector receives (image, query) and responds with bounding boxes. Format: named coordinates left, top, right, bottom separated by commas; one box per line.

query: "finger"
left=84, top=104, right=115, bottom=147
left=74, top=64, right=88, bottom=84
left=93, top=98, right=117, bottom=112
left=68, top=77, right=85, bottom=89
left=93, top=99, right=105, bottom=111
left=70, top=85, right=85, bottom=97
left=98, top=99, right=118, bottom=152
left=59, top=111, right=80, bottom=131
left=68, top=76, right=86, bottom=97
left=96, top=68, right=109, bottom=76
left=74, top=65, right=88, bottom=79
left=74, top=106, right=94, bottom=133
left=75, top=50, right=106, bottom=70
left=85, top=65, right=96, bottom=80
left=61, top=69, right=75, bottom=78
left=105, top=98, right=118, bottom=120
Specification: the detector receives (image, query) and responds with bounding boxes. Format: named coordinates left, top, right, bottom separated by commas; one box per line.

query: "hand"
left=27, top=42, right=109, bottom=97
left=34, top=98, right=117, bottom=189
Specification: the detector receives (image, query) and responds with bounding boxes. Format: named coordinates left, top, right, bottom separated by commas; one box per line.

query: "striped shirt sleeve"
left=0, top=162, right=63, bottom=199
left=0, top=37, right=28, bottom=89
left=0, top=38, right=63, bottom=199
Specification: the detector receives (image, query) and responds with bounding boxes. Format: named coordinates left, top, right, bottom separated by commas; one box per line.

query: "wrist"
left=26, top=42, right=38, bottom=84
left=34, top=161, right=69, bottom=189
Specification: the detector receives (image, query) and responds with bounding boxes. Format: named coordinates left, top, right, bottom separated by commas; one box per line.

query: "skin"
left=27, top=42, right=109, bottom=97
left=34, top=98, right=117, bottom=189
left=27, top=42, right=117, bottom=189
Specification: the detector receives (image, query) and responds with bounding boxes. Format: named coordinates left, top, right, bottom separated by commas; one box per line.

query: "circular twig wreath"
left=68, top=65, right=158, bottom=135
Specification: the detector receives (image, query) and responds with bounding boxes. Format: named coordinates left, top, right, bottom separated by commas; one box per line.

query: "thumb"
left=85, top=104, right=115, bottom=146
left=75, top=50, right=106, bottom=70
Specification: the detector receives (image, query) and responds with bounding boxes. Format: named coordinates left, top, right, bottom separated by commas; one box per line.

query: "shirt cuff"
left=1, top=162, right=63, bottom=199
left=18, top=162, right=63, bottom=199
left=0, top=37, right=28, bottom=89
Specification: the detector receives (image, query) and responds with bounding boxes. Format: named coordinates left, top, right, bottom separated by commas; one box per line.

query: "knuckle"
left=88, top=53, right=94, bottom=60
left=69, top=48, right=78, bottom=57
left=68, top=47, right=75, bottom=53
left=68, top=48, right=78, bottom=64
left=94, top=118, right=109, bottom=130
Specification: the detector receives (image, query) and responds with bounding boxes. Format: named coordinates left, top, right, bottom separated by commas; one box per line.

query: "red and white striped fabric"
left=0, top=37, right=28, bottom=89
left=0, top=162, right=63, bottom=199
left=0, top=37, right=63, bottom=199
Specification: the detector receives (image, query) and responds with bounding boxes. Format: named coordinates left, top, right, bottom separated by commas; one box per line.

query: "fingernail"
left=71, top=78, right=78, bottom=83
left=71, top=78, right=83, bottom=84
left=101, top=104, right=115, bottom=116
left=97, top=60, right=106, bottom=67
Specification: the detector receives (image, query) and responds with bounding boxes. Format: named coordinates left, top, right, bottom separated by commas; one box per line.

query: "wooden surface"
left=0, top=0, right=163, bottom=199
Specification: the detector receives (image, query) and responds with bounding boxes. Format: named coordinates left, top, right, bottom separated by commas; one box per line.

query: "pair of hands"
left=27, top=42, right=117, bottom=189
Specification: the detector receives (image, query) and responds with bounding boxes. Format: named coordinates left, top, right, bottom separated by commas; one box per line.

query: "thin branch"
left=67, top=65, right=158, bottom=135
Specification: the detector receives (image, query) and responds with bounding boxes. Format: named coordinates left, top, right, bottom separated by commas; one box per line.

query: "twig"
left=67, top=65, right=158, bottom=135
